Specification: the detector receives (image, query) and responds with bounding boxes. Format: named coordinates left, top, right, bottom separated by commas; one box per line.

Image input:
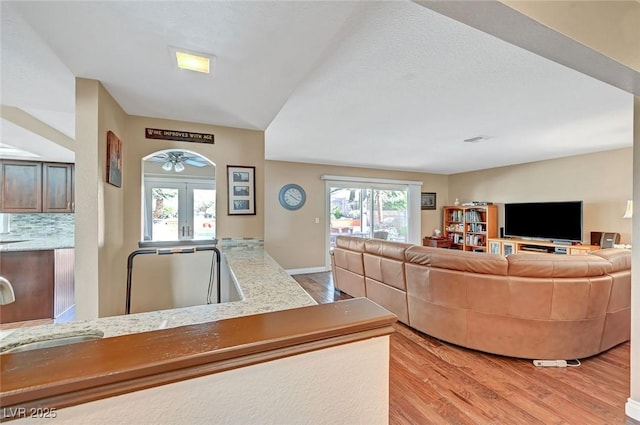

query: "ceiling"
left=0, top=1, right=635, bottom=174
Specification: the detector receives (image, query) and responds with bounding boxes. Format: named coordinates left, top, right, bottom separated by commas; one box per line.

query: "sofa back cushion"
left=590, top=248, right=632, bottom=272
left=363, top=239, right=412, bottom=291
left=334, top=236, right=365, bottom=275
left=405, top=246, right=508, bottom=275
left=507, top=253, right=611, bottom=277
left=335, top=236, right=366, bottom=252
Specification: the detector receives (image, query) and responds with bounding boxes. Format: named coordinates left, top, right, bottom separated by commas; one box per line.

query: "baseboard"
left=626, top=398, right=640, bottom=422
left=286, top=266, right=329, bottom=275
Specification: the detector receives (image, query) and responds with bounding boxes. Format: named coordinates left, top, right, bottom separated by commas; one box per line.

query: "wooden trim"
left=54, top=249, right=75, bottom=318
left=1, top=298, right=396, bottom=416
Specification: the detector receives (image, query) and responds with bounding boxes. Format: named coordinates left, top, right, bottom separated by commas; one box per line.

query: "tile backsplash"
left=1, top=213, right=75, bottom=239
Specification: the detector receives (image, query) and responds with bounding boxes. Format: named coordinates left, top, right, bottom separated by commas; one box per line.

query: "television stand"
left=487, top=238, right=600, bottom=256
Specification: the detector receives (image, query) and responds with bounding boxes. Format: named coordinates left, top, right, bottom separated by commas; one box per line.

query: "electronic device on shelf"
left=520, top=245, right=552, bottom=253
left=600, top=232, right=621, bottom=248
left=504, top=201, right=583, bottom=243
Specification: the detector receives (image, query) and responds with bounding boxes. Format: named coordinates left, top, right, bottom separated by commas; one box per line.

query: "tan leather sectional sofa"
left=331, top=236, right=631, bottom=360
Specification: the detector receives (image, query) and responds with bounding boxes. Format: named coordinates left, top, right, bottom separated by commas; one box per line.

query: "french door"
left=144, top=178, right=215, bottom=241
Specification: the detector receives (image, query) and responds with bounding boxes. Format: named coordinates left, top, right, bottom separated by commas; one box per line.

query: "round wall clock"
left=279, top=184, right=306, bottom=211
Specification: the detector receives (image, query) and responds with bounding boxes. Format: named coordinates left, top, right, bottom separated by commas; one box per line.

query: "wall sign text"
left=145, top=128, right=214, bottom=144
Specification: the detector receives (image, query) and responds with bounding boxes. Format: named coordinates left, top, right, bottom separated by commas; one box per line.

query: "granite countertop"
left=0, top=236, right=74, bottom=252
left=0, top=242, right=317, bottom=352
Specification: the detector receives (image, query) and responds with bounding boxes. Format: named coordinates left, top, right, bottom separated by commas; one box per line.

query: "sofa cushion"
left=333, top=236, right=365, bottom=275
left=365, top=278, right=409, bottom=324
left=364, top=239, right=411, bottom=260
left=507, top=253, right=611, bottom=277
left=362, top=239, right=411, bottom=291
left=364, top=254, right=406, bottom=290
left=590, top=248, right=632, bottom=272
left=335, top=236, right=366, bottom=252
left=405, top=245, right=508, bottom=275
left=334, top=268, right=366, bottom=298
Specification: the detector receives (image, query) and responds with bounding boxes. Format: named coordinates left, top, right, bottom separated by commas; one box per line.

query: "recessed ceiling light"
left=170, top=46, right=214, bottom=74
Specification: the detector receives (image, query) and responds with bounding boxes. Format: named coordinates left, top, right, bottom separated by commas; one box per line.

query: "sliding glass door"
left=329, top=184, right=409, bottom=248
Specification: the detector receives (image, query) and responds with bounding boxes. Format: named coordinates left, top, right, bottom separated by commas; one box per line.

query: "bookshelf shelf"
left=443, top=205, right=497, bottom=252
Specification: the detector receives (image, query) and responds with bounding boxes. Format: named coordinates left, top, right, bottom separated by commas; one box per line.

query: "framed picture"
left=421, top=192, right=436, bottom=210
left=227, top=165, right=256, bottom=215
left=107, top=131, right=123, bottom=188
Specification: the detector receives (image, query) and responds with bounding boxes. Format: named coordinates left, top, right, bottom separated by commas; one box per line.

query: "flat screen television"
left=504, top=201, right=583, bottom=243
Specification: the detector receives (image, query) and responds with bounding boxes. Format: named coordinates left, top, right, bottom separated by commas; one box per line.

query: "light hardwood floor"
left=293, top=271, right=632, bottom=425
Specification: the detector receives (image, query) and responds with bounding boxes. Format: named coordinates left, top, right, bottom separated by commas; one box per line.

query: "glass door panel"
left=149, top=186, right=181, bottom=241
left=329, top=185, right=409, bottom=245
left=329, top=187, right=369, bottom=247
left=373, top=189, right=408, bottom=242
left=192, top=189, right=216, bottom=239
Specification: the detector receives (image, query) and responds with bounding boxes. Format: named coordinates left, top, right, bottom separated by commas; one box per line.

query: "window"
left=143, top=178, right=215, bottom=241
left=142, top=150, right=215, bottom=242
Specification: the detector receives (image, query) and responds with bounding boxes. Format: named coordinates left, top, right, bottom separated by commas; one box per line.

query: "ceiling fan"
left=147, top=151, right=209, bottom=172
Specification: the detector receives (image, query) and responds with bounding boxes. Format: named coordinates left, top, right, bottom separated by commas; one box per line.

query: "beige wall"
left=264, top=160, right=448, bottom=270
left=448, top=148, right=633, bottom=244
left=503, top=1, right=640, bottom=72
left=98, top=84, right=129, bottom=318
left=75, top=79, right=128, bottom=319
left=74, top=79, right=100, bottom=320
left=124, top=115, right=264, bottom=243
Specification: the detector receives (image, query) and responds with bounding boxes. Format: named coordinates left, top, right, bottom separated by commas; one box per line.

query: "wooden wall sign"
left=145, top=128, right=214, bottom=144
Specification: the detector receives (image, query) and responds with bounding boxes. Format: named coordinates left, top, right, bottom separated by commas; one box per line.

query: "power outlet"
left=533, top=360, right=567, bottom=367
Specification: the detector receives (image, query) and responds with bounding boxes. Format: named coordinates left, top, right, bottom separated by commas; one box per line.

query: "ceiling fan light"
left=174, top=162, right=185, bottom=172
left=162, top=161, right=173, bottom=171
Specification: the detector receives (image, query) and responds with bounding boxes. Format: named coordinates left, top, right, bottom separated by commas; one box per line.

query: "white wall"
left=18, top=336, right=390, bottom=425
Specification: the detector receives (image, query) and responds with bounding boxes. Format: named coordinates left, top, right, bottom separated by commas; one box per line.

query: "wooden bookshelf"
left=443, top=205, right=497, bottom=252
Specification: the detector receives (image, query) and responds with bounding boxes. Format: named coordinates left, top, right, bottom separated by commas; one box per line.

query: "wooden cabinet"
left=423, top=237, right=452, bottom=248
left=0, top=248, right=74, bottom=323
left=43, top=162, right=74, bottom=212
left=0, top=160, right=74, bottom=213
left=0, top=160, right=42, bottom=212
left=489, top=239, right=515, bottom=255
left=0, top=250, right=55, bottom=323
left=488, top=238, right=600, bottom=255
left=443, top=205, right=498, bottom=252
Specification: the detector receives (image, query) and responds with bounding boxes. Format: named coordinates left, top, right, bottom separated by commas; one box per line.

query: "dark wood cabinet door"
left=0, top=160, right=42, bottom=212
left=0, top=250, right=55, bottom=323
left=43, top=162, right=74, bottom=212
